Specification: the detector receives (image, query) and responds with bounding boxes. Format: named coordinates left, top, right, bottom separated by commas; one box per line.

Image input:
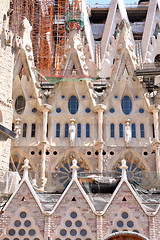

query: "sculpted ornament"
left=125, top=120, right=131, bottom=145
left=69, top=119, right=76, bottom=146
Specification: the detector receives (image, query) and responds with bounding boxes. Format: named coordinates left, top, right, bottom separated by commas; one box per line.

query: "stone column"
left=40, top=104, right=51, bottom=190
left=148, top=214, right=156, bottom=240
left=41, top=104, right=52, bottom=142
left=93, top=104, right=106, bottom=173
left=153, top=108, right=159, bottom=142
left=44, top=213, right=51, bottom=240
left=155, top=145, right=160, bottom=174
left=93, top=104, right=106, bottom=142
left=97, top=214, right=103, bottom=240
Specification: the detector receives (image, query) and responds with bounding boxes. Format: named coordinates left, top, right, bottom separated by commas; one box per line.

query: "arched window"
left=119, top=124, right=123, bottom=138
left=121, top=96, right=132, bottom=115
left=132, top=123, right=136, bottom=138
left=86, top=123, right=90, bottom=138
left=110, top=123, right=114, bottom=138
left=56, top=123, right=60, bottom=137
left=155, top=54, right=160, bottom=67
left=65, top=123, right=69, bottom=137
left=31, top=123, right=36, bottom=137
left=15, top=96, right=25, bottom=114
left=77, top=123, right=81, bottom=138
left=140, top=124, right=144, bottom=138
left=68, top=96, right=78, bottom=114
left=23, top=123, right=27, bottom=137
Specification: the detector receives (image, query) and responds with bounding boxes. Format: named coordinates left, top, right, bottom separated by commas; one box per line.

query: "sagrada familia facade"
left=1, top=0, right=160, bottom=239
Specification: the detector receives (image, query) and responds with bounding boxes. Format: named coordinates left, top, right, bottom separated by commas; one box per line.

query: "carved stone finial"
left=71, top=159, right=79, bottom=180
left=120, top=159, right=128, bottom=180
left=22, top=159, right=31, bottom=180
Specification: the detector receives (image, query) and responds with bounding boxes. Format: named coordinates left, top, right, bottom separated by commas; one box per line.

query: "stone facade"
left=2, top=0, right=160, bottom=239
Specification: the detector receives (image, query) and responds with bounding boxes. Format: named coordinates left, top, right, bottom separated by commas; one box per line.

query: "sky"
left=87, top=0, right=139, bottom=6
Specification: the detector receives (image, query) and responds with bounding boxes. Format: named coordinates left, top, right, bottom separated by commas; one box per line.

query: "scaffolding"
left=9, top=0, right=84, bottom=78
left=55, top=0, right=68, bottom=75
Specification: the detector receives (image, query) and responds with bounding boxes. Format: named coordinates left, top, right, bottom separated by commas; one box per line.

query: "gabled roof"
left=51, top=177, right=96, bottom=214
left=102, top=167, right=148, bottom=215
left=3, top=178, right=44, bottom=214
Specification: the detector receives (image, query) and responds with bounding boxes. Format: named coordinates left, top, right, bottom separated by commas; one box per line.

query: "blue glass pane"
left=139, top=108, right=144, bottom=113
left=119, top=124, right=123, bottom=138
left=115, top=95, right=118, bottom=99
left=86, top=123, right=90, bottom=138
left=110, top=108, right=115, bottom=113
left=68, top=96, right=78, bottom=114
left=110, top=123, right=114, bottom=138
left=56, top=108, right=61, bottom=113
left=65, top=123, right=69, bottom=137
left=56, top=123, right=60, bottom=137
left=132, top=124, right=136, bottom=138
left=135, top=95, right=138, bottom=99
left=140, top=124, right=145, bottom=138
left=82, top=95, right=85, bottom=99
left=62, top=95, right=65, bottom=98
left=77, top=123, right=81, bottom=138
left=85, top=108, right=91, bottom=113
left=121, top=96, right=132, bottom=115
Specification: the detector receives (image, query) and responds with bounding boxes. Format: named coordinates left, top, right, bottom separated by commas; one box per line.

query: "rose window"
left=58, top=161, right=85, bottom=187
left=114, top=162, right=142, bottom=183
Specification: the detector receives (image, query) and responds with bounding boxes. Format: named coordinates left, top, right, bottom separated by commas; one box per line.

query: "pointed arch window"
left=22, top=123, right=27, bottom=137
left=132, top=124, right=136, bottom=138
left=68, top=96, right=78, bottom=114
left=65, top=123, right=69, bottom=137
left=86, top=123, right=90, bottom=138
left=140, top=124, right=145, bottom=138
left=121, top=96, right=132, bottom=115
left=56, top=123, right=60, bottom=137
left=110, top=123, right=115, bottom=138
left=77, top=123, right=81, bottom=138
left=119, top=124, right=123, bottom=138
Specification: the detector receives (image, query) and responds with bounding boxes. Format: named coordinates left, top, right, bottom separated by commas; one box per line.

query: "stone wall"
left=0, top=0, right=14, bottom=170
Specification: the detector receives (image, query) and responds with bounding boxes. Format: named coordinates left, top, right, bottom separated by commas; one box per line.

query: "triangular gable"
left=102, top=178, right=147, bottom=215
left=13, top=18, right=41, bottom=107
left=3, top=179, right=44, bottom=213
left=142, top=0, right=160, bottom=62
left=51, top=178, right=96, bottom=214
left=101, top=0, right=129, bottom=62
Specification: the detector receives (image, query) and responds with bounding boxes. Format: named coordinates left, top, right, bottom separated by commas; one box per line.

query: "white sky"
left=87, top=0, right=139, bottom=6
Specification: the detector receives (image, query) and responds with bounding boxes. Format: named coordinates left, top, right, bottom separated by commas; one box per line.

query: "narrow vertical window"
left=77, top=123, right=81, bottom=138
left=119, top=124, right=123, bottom=138
left=56, top=123, right=60, bottom=137
left=140, top=124, right=145, bottom=138
left=12, top=123, right=15, bottom=132
left=86, top=123, right=90, bottom=138
left=46, top=123, right=48, bottom=138
left=31, top=123, right=36, bottom=137
left=152, top=124, right=155, bottom=138
left=65, top=123, right=69, bottom=137
left=132, top=123, right=136, bottom=138
left=110, top=123, right=114, bottom=138
left=23, top=123, right=27, bottom=137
